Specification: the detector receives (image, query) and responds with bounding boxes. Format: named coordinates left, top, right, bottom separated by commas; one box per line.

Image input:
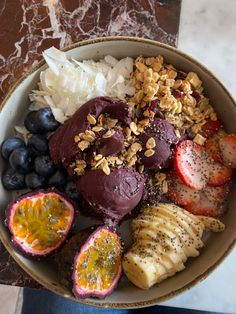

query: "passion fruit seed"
left=73, top=227, right=122, bottom=299
left=7, top=191, right=75, bottom=257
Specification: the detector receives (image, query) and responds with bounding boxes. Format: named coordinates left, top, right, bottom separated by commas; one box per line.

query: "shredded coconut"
left=30, top=47, right=135, bottom=123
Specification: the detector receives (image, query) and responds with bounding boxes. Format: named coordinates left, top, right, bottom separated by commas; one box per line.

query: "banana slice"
left=197, top=216, right=225, bottom=232
left=123, top=203, right=225, bottom=290
left=131, top=229, right=186, bottom=267
left=131, top=239, right=185, bottom=271
left=123, top=252, right=163, bottom=289
left=133, top=214, right=203, bottom=253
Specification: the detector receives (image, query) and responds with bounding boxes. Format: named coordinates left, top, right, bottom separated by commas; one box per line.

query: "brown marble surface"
left=0, top=0, right=181, bottom=287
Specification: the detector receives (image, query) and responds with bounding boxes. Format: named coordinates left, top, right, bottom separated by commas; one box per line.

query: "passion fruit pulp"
left=72, top=226, right=122, bottom=299
left=6, top=190, right=76, bottom=258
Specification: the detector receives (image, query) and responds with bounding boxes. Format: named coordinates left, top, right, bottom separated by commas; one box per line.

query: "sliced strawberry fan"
left=174, top=140, right=210, bottom=190
left=205, top=136, right=223, bottom=163
left=166, top=172, right=200, bottom=206
left=200, top=119, right=222, bottom=138
left=219, top=134, right=236, bottom=168
left=204, top=183, right=230, bottom=203
left=169, top=135, right=235, bottom=218
left=184, top=193, right=226, bottom=218
left=165, top=171, right=228, bottom=217
left=207, top=162, right=233, bottom=187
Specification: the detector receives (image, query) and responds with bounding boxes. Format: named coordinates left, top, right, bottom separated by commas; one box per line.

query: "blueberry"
left=34, top=155, right=55, bottom=177
left=48, top=169, right=67, bottom=189
left=1, top=137, right=25, bottom=159
left=2, top=168, right=25, bottom=190
left=35, top=108, right=59, bottom=132
left=28, top=134, right=48, bottom=155
left=64, top=181, right=80, bottom=202
left=9, top=148, right=33, bottom=174
left=24, top=111, right=41, bottom=134
left=25, top=172, right=46, bottom=189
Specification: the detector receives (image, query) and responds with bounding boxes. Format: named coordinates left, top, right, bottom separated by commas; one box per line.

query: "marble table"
left=0, top=0, right=182, bottom=288
left=1, top=0, right=236, bottom=312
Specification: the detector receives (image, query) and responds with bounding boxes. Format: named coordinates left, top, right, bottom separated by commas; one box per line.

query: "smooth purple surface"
left=138, top=118, right=178, bottom=169
left=95, top=130, right=124, bottom=157
left=77, top=168, right=145, bottom=223
left=139, top=137, right=172, bottom=169
left=86, top=129, right=124, bottom=165
left=49, top=97, right=131, bottom=169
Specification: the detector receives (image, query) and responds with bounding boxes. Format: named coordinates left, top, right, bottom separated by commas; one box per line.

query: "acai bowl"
left=0, top=37, right=236, bottom=309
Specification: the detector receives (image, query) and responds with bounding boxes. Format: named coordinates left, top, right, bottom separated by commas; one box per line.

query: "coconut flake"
left=30, top=47, right=135, bottom=123
left=42, top=47, right=68, bottom=76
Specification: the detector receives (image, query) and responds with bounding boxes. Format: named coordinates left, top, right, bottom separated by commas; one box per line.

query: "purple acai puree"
left=93, top=130, right=124, bottom=158
left=96, top=129, right=124, bottom=157
left=149, top=118, right=179, bottom=145
left=139, top=137, right=171, bottom=169
left=49, top=97, right=132, bottom=170
left=76, top=167, right=145, bottom=223
left=138, top=118, right=178, bottom=169
left=85, top=129, right=124, bottom=165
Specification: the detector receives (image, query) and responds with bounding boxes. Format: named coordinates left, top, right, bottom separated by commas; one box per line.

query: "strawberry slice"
left=219, top=134, right=236, bottom=168
left=174, top=140, right=209, bottom=190
left=205, top=136, right=223, bottom=163
left=166, top=173, right=200, bottom=206
left=204, top=183, right=230, bottom=202
left=201, top=119, right=222, bottom=138
left=207, top=161, right=233, bottom=187
left=184, top=193, right=225, bottom=217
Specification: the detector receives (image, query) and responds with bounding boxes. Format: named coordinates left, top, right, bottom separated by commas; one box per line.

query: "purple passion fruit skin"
left=77, top=167, right=145, bottom=224
left=6, top=189, right=76, bottom=258
left=49, top=96, right=132, bottom=171
left=72, top=226, right=122, bottom=299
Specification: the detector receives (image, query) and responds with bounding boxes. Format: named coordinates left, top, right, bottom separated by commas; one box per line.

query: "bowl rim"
left=0, top=35, right=236, bottom=309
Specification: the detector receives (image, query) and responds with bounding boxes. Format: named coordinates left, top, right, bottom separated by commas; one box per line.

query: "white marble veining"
left=163, top=1, right=236, bottom=313
left=0, top=0, right=177, bottom=100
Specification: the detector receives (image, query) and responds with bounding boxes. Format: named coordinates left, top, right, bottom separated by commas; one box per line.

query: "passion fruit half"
left=6, top=190, right=76, bottom=258
left=69, top=226, right=122, bottom=299
left=73, top=226, right=122, bottom=299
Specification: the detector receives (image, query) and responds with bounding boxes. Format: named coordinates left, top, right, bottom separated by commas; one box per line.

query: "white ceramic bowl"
left=0, top=37, right=236, bottom=309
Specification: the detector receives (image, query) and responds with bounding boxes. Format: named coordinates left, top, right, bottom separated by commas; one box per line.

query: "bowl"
left=0, top=36, right=236, bottom=309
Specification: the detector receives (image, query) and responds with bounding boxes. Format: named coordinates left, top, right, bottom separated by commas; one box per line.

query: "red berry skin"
left=201, top=120, right=222, bottom=138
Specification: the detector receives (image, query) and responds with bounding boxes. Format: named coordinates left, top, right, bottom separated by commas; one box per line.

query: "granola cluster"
left=149, top=172, right=168, bottom=194
left=72, top=113, right=146, bottom=176
left=129, top=56, right=217, bottom=137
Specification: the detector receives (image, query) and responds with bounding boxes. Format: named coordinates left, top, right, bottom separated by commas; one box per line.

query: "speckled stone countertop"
left=0, top=0, right=181, bottom=103
left=0, top=0, right=181, bottom=288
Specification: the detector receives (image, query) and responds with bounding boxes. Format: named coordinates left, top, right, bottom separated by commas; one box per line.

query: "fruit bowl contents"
left=6, top=190, right=76, bottom=257
left=72, top=226, right=122, bottom=299
left=123, top=203, right=224, bottom=289
left=1, top=46, right=236, bottom=300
